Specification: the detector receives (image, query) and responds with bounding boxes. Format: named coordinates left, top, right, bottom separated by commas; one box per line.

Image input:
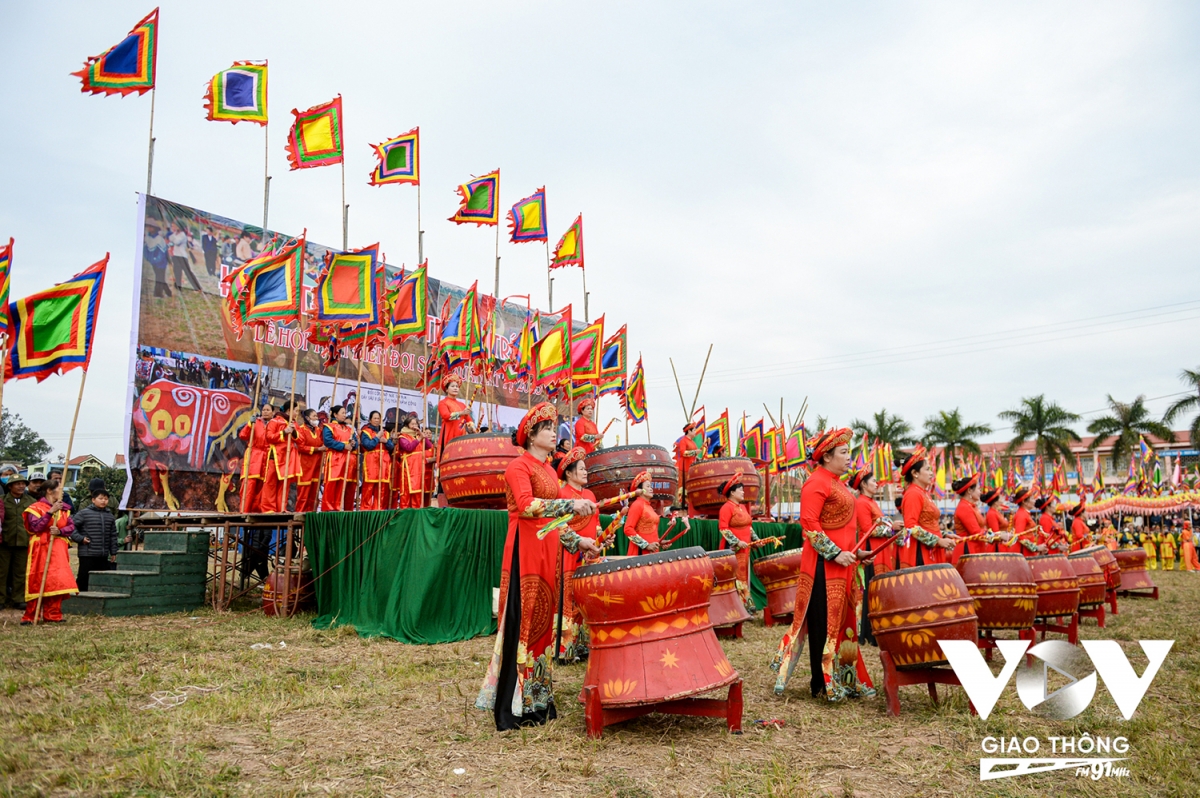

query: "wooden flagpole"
left=417, top=183, right=424, bottom=263
left=581, top=266, right=589, bottom=323
left=0, top=335, right=8, bottom=421
left=688, top=344, right=713, bottom=418
left=33, top=368, right=87, bottom=625
left=146, top=88, right=156, bottom=195
left=493, top=222, right=501, bottom=299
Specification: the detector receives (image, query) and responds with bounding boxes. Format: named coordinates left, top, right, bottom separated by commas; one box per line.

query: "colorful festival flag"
left=550, top=214, right=584, bottom=269
left=369, top=127, right=420, bottom=186
left=73, top=8, right=158, bottom=96
left=515, top=310, right=540, bottom=376
left=6, top=255, right=108, bottom=382
left=622, top=356, right=647, bottom=424
left=389, top=264, right=428, bottom=341
left=203, top=61, right=267, bottom=125
left=228, top=236, right=306, bottom=332
left=704, top=410, right=730, bottom=456
left=0, top=239, right=11, bottom=341
left=599, top=325, right=627, bottom=382
left=315, top=244, right=379, bottom=324
left=285, top=96, right=344, bottom=170
left=785, top=426, right=808, bottom=470
left=507, top=188, right=548, bottom=243
left=439, top=283, right=480, bottom=359
left=570, top=315, right=604, bottom=384
left=448, top=170, right=501, bottom=226
left=597, top=374, right=625, bottom=398
left=740, top=419, right=764, bottom=461
left=534, top=306, right=572, bottom=386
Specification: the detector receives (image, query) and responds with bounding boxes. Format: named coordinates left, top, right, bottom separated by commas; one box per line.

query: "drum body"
left=752, top=549, right=803, bottom=622
left=585, top=445, right=678, bottom=510
left=1082, top=545, right=1121, bottom=590
left=572, top=547, right=739, bottom=707
left=707, top=550, right=752, bottom=628
left=262, top=567, right=315, bottom=617
left=955, top=553, right=1037, bottom=631
left=1068, top=552, right=1107, bottom=609
left=439, top=433, right=521, bottom=509
left=868, top=564, right=977, bottom=669
left=1027, top=554, right=1080, bottom=618
left=1114, top=548, right=1157, bottom=592
left=685, top=458, right=762, bottom=517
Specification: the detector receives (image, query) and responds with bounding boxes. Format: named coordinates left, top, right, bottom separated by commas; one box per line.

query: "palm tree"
left=922, top=409, right=992, bottom=463
left=997, top=394, right=1082, bottom=465
left=850, top=409, right=917, bottom=448
left=1087, top=394, right=1175, bottom=467
left=1163, top=367, right=1200, bottom=446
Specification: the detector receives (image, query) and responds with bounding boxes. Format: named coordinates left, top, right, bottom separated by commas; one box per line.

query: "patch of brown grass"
left=1, top=570, right=1198, bottom=797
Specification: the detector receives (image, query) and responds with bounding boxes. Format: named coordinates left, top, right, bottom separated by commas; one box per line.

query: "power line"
left=652, top=297, right=1200, bottom=386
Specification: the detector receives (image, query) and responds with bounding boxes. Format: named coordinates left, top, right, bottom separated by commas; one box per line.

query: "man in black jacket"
left=71, top=479, right=125, bottom=592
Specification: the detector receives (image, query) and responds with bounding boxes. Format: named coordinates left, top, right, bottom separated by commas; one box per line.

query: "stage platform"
left=305, top=507, right=804, bottom=644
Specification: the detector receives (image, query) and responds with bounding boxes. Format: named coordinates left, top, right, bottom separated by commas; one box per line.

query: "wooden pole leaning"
left=688, top=344, right=713, bottom=418
left=669, top=357, right=689, bottom=421
left=33, top=368, right=88, bottom=625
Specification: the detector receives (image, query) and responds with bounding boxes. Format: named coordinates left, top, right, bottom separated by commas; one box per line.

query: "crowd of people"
left=0, top=471, right=127, bottom=624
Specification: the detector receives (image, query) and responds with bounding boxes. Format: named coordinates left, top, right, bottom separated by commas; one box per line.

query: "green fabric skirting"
left=305, top=507, right=804, bottom=644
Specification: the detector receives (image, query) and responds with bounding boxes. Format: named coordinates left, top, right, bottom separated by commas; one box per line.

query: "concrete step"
left=88, top=569, right=207, bottom=594
left=60, top=591, right=130, bottom=615
left=140, top=531, right=210, bottom=555
left=117, top=550, right=208, bottom=574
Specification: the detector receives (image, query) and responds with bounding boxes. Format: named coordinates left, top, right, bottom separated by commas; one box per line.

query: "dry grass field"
left=2, top=570, right=1198, bottom=797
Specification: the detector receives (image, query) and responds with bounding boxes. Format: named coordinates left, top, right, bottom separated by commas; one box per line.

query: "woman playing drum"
left=573, top=398, right=601, bottom=455
left=850, top=467, right=895, bottom=647
left=476, top=403, right=598, bottom=730
left=897, top=445, right=956, bottom=567
left=981, top=487, right=1013, bottom=552
left=770, top=427, right=875, bottom=701
left=1010, top=486, right=1046, bottom=556
left=717, top=471, right=757, bottom=612
left=950, top=474, right=989, bottom=562
left=625, top=472, right=662, bottom=555
left=556, top=447, right=598, bottom=660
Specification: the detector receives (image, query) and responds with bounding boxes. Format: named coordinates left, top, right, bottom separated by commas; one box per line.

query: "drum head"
left=574, top=546, right=707, bottom=578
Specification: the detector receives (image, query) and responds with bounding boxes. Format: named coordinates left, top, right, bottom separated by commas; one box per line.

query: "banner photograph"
left=125, top=195, right=548, bottom=511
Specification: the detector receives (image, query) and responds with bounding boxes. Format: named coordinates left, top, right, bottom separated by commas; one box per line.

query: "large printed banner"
left=123, top=194, right=542, bottom=511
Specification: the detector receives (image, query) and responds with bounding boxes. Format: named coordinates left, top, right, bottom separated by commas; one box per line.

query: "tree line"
left=849, top=367, right=1200, bottom=467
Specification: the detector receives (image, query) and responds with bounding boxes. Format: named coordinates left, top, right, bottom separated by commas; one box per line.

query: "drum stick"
left=596, top=489, right=638, bottom=509
left=750, top=535, right=784, bottom=550
left=599, top=418, right=616, bottom=438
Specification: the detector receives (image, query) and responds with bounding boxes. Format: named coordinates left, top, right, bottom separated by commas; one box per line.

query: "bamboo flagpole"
left=350, top=345, right=367, bottom=509
left=146, top=88, right=156, bottom=195
left=33, top=368, right=88, bottom=625
left=688, top=344, right=713, bottom=418
left=669, top=357, right=688, bottom=421
left=276, top=328, right=302, bottom=513
left=262, top=122, right=271, bottom=231
left=493, top=223, right=501, bottom=300
left=239, top=342, right=266, bottom=505
left=545, top=241, right=553, bottom=312
left=341, top=159, right=349, bottom=250
left=0, top=335, right=8, bottom=421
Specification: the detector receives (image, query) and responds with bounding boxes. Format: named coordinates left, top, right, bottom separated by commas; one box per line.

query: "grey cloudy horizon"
left=2, top=1, right=1199, bottom=461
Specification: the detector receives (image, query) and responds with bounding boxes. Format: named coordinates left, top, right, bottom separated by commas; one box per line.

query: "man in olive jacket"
left=0, top=475, right=35, bottom=608
left=71, top=479, right=124, bottom=591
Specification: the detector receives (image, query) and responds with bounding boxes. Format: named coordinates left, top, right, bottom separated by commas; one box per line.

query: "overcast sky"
left=3, top=2, right=1199, bottom=461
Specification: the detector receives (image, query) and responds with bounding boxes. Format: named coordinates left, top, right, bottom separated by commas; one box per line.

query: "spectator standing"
left=145, top=226, right=172, bottom=298
left=0, top=475, right=34, bottom=608
left=201, top=229, right=219, bottom=276
left=169, top=225, right=202, bottom=292
left=71, top=479, right=126, bottom=592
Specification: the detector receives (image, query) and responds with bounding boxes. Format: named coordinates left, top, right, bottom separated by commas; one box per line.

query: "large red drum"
left=1114, top=548, right=1157, bottom=592
left=1027, top=554, right=1080, bottom=618
left=1082, top=545, right=1121, bottom=590
left=868, top=564, right=978, bottom=670
left=1068, top=552, right=1106, bottom=609
left=585, top=445, right=678, bottom=511
left=955, top=553, right=1037, bottom=632
left=707, top=550, right=752, bottom=629
left=685, top=457, right=762, bottom=517
left=439, top=433, right=521, bottom=509
left=572, top=547, right=739, bottom=707
left=752, top=549, right=803, bottom=623
left=262, top=567, right=315, bottom=617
